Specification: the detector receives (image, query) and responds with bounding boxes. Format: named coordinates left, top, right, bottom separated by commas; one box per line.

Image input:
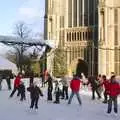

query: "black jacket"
left=45, top=76, right=53, bottom=89
left=87, top=76, right=100, bottom=89
left=27, top=85, right=43, bottom=99
left=19, top=84, right=25, bottom=93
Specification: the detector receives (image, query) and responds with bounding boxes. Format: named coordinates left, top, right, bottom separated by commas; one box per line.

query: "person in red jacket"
left=101, top=75, right=110, bottom=103
left=9, top=73, right=22, bottom=98
left=68, top=74, right=82, bottom=105
left=107, top=75, right=120, bottom=114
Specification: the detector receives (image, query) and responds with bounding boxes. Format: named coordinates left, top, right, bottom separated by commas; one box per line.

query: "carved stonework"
left=45, top=0, right=98, bottom=76
left=99, top=0, right=105, bottom=8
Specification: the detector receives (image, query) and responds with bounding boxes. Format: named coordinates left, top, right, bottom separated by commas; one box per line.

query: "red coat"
left=70, top=78, right=81, bottom=92
left=14, top=75, right=21, bottom=88
left=102, top=80, right=109, bottom=91
left=107, top=82, right=120, bottom=97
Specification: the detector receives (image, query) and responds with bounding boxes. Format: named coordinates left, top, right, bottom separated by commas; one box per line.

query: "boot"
left=53, top=101, right=60, bottom=104
left=102, top=100, right=107, bottom=104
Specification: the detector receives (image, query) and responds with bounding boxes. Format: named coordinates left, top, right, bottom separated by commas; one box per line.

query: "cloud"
left=16, top=0, right=45, bottom=33
left=18, top=0, right=44, bottom=20
left=19, top=7, right=40, bottom=19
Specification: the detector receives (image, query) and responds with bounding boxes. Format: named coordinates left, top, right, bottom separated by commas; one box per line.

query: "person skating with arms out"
left=27, top=82, right=43, bottom=110
left=68, top=74, right=82, bottom=105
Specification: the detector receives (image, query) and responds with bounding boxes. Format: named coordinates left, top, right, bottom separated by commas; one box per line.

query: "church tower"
left=98, top=0, right=120, bottom=76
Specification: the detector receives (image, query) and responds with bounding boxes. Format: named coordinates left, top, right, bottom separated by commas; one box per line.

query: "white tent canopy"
left=0, top=56, right=18, bottom=75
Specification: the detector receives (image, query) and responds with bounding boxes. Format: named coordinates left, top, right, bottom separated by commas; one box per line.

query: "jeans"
left=68, top=91, right=82, bottom=105
left=107, top=96, right=118, bottom=113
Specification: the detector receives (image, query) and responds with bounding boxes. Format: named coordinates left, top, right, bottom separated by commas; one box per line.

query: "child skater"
left=53, top=81, right=61, bottom=104
left=27, top=82, right=43, bottom=110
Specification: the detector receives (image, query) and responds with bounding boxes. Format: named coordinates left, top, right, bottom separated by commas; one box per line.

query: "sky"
left=0, top=0, right=45, bottom=36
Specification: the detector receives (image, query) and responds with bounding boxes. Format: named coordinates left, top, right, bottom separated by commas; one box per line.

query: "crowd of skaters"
left=6, top=71, right=120, bottom=114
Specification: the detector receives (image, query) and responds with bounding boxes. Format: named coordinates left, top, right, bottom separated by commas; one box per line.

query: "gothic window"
left=67, top=33, right=69, bottom=41
left=78, top=47, right=80, bottom=57
left=84, top=0, right=88, bottom=26
left=69, top=33, right=71, bottom=41
left=114, top=26, right=118, bottom=45
left=79, top=0, right=82, bottom=26
left=74, top=32, right=77, bottom=41
left=114, top=9, right=118, bottom=25
left=68, top=0, right=72, bottom=27
left=74, top=0, right=77, bottom=27
left=80, top=32, right=82, bottom=40
left=86, top=32, right=88, bottom=40
left=83, top=32, right=85, bottom=40
left=77, top=32, right=79, bottom=40
left=72, top=33, right=74, bottom=41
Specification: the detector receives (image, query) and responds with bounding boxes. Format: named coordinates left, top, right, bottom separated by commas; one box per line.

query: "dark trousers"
left=41, top=77, right=45, bottom=87
left=54, top=91, right=60, bottom=103
left=107, top=96, right=118, bottom=113
left=6, top=78, right=11, bottom=90
left=17, top=87, right=21, bottom=97
left=42, top=81, right=45, bottom=87
left=62, top=86, right=68, bottom=99
left=92, top=88, right=101, bottom=100
left=47, top=87, right=52, bottom=101
left=103, top=90, right=108, bottom=101
left=30, top=97, right=39, bottom=109
left=10, top=87, right=20, bottom=97
left=20, top=92, right=26, bottom=101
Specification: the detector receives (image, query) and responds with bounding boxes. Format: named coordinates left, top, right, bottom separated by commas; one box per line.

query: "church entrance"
left=76, top=59, right=88, bottom=77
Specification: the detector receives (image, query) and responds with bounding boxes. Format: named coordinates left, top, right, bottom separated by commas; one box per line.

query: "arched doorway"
left=76, top=59, right=88, bottom=77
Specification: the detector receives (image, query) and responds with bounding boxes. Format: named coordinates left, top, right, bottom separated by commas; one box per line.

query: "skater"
left=107, top=75, right=120, bottom=114
left=19, top=81, right=26, bottom=101
left=45, top=73, right=53, bottom=101
left=6, top=75, right=11, bottom=90
left=40, top=73, right=45, bottom=87
left=97, top=74, right=103, bottom=96
left=27, top=82, right=43, bottom=109
left=101, top=75, right=110, bottom=103
left=53, top=81, right=61, bottom=104
left=61, top=75, right=69, bottom=100
left=29, top=74, right=34, bottom=86
left=68, top=74, right=82, bottom=105
left=9, top=73, right=22, bottom=98
left=86, top=76, right=101, bottom=100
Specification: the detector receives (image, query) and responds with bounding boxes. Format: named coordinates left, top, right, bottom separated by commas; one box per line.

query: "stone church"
left=44, top=0, right=120, bottom=77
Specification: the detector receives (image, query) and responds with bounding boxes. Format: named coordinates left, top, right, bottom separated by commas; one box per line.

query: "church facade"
left=98, top=0, right=120, bottom=76
left=44, top=0, right=120, bottom=76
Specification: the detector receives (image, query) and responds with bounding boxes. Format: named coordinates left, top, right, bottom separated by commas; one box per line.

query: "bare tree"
left=3, top=22, right=46, bottom=74
left=12, top=21, right=32, bottom=72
